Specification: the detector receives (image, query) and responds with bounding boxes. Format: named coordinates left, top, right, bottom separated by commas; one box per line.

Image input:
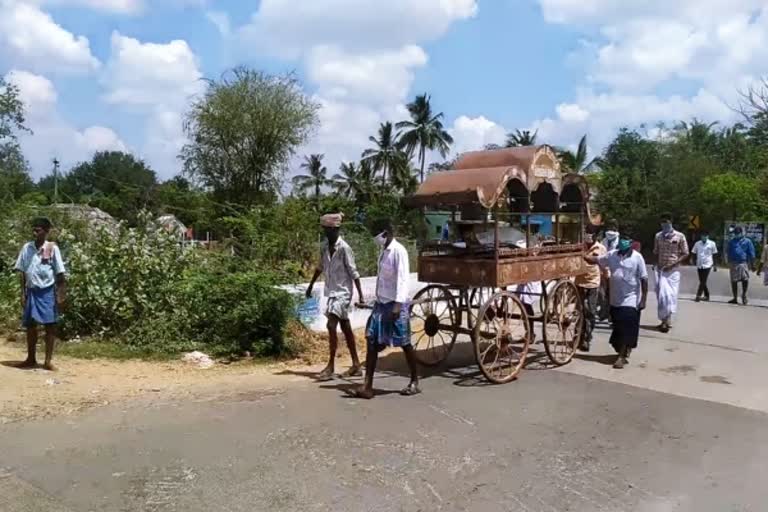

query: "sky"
left=2, top=0, right=768, bottom=181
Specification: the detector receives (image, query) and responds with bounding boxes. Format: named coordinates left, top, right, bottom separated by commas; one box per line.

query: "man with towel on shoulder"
left=306, top=213, right=365, bottom=381
left=14, top=217, right=67, bottom=371
left=653, top=213, right=689, bottom=333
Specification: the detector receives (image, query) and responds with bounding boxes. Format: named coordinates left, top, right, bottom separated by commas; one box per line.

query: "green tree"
left=396, top=93, right=453, bottom=183
left=331, top=161, right=376, bottom=203
left=362, top=122, right=406, bottom=184
left=0, top=77, right=33, bottom=203
left=181, top=67, right=320, bottom=207
left=292, top=154, right=328, bottom=205
left=700, top=173, right=765, bottom=221
left=557, top=134, right=589, bottom=173
left=154, top=176, right=216, bottom=234
left=505, top=129, right=538, bottom=147
left=41, top=151, right=158, bottom=224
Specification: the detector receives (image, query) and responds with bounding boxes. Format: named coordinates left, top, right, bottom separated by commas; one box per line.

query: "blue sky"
left=2, top=0, right=767, bottom=180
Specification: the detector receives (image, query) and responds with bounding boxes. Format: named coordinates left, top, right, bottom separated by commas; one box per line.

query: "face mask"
left=661, top=222, right=673, bottom=234
left=701, top=236, right=709, bottom=242
left=374, top=232, right=388, bottom=247
left=605, top=231, right=618, bottom=241
left=618, top=239, right=632, bottom=252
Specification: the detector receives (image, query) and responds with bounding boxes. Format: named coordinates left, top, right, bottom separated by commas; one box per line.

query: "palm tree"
left=674, top=118, right=718, bottom=152
left=331, top=160, right=376, bottom=201
left=362, top=122, right=404, bottom=184
left=292, top=154, right=328, bottom=205
left=396, top=93, right=454, bottom=183
left=505, top=129, right=538, bottom=147
left=389, top=153, right=420, bottom=195
left=557, top=134, right=589, bottom=173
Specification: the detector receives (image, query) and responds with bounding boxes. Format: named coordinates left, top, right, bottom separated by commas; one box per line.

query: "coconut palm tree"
left=674, top=118, right=719, bottom=152
left=292, top=154, right=328, bottom=205
left=389, top=153, right=420, bottom=195
left=505, top=129, right=538, bottom=147
left=557, top=134, right=589, bottom=173
left=362, top=122, right=405, bottom=184
left=331, top=160, right=376, bottom=202
left=396, top=93, right=454, bottom=183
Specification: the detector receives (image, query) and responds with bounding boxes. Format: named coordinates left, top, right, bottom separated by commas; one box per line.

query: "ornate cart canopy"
left=408, top=145, right=586, bottom=209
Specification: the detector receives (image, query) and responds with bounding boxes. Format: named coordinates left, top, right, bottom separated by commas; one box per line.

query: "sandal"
left=400, top=383, right=422, bottom=396
left=316, top=369, right=335, bottom=382
left=342, top=366, right=363, bottom=378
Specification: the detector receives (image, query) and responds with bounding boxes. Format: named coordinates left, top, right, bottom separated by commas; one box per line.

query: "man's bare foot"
left=353, top=386, right=374, bottom=399
left=42, top=363, right=57, bottom=372
left=316, top=367, right=335, bottom=381
left=16, top=359, right=37, bottom=369
left=342, top=366, right=363, bottom=378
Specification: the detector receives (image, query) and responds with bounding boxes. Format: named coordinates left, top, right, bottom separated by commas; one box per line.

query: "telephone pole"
left=52, top=158, right=60, bottom=204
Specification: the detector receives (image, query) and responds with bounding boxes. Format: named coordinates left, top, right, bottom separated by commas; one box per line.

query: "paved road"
left=2, top=294, right=767, bottom=512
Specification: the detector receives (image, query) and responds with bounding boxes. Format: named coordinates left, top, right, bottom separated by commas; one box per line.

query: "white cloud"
left=239, top=0, right=477, bottom=59
left=307, top=45, right=428, bottom=106
left=555, top=103, right=590, bottom=123
left=38, top=0, right=143, bottom=14
left=449, top=115, right=507, bottom=155
left=100, top=32, right=206, bottom=177
left=205, top=10, right=231, bottom=37
left=0, top=0, right=100, bottom=74
left=4, top=70, right=127, bottom=178
left=5, top=69, right=58, bottom=115
left=102, top=32, right=204, bottom=108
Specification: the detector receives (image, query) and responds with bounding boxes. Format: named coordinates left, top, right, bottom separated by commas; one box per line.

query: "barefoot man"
left=306, top=213, right=365, bottom=381
left=357, top=218, right=420, bottom=399
left=14, top=217, right=66, bottom=371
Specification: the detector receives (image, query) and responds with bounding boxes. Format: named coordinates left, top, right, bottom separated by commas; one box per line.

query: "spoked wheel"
left=543, top=280, right=584, bottom=366
left=410, top=285, right=459, bottom=367
left=472, top=291, right=532, bottom=384
left=468, top=287, right=496, bottom=329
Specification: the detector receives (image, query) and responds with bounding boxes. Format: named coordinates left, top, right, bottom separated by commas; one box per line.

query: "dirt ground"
left=0, top=327, right=368, bottom=424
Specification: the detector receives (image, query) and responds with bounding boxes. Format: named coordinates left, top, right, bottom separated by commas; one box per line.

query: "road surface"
left=1, top=289, right=767, bottom=511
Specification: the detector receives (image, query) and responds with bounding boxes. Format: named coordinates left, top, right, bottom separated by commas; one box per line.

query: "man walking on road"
left=691, top=230, right=718, bottom=302
left=576, top=233, right=606, bottom=351
left=306, top=213, right=365, bottom=381
left=653, top=214, right=689, bottom=333
left=758, top=241, right=768, bottom=287
left=727, top=227, right=755, bottom=305
left=357, top=218, right=420, bottom=399
left=585, top=234, right=648, bottom=369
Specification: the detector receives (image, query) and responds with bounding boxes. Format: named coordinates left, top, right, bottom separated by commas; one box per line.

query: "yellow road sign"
left=688, top=215, right=701, bottom=230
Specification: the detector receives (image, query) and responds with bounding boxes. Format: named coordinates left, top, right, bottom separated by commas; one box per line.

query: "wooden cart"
left=406, top=145, right=592, bottom=383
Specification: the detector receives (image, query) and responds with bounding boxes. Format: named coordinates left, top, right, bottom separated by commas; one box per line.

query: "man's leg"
left=741, top=279, right=749, bottom=305
left=43, top=325, right=57, bottom=371
left=729, top=279, right=739, bottom=304
left=20, top=326, right=38, bottom=368
left=400, top=345, right=421, bottom=395
left=701, top=268, right=711, bottom=300
left=580, top=287, right=595, bottom=351
left=356, top=343, right=379, bottom=399
left=339, top=319, right=362, bottom=376
left=318, top=315, right=340, bottom=380
left=696, top=269, right=706, bottom=301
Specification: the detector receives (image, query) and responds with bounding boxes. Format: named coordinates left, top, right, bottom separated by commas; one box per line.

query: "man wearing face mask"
left=602, top=219, right=620, bottom=252
left=691, top=230, right=718, bottom=302
left=356, top=218, right=420, bottom=399
left=653, top=213, right=689, bottom=333
left=598, top=219, right=620, bottom=322
left=727, top=226, right=755, bottom=305
left=585, top=234, right=648, bottom=369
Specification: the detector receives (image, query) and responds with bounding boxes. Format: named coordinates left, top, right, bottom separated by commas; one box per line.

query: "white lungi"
left=656, top=269, right=680, bottom=322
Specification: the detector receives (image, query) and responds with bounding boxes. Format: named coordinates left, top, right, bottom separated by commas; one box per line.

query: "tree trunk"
left=419, top=147, right=426, bottom=183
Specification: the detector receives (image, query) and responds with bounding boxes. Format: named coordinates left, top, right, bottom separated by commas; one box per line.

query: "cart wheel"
left=410, top=285, right=458, bottom=367
left=473, top=291, right=531, bottom=384
left=468, top=287, right=495, bottom=329
left=543, top=280, right=584, bottom=366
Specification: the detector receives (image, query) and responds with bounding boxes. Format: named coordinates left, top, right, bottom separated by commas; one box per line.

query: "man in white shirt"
left=357, top=219, right=419, bottom=399
left=691, top=230, right=718, bottom=302
left=585, top=234, right=648, bottom=369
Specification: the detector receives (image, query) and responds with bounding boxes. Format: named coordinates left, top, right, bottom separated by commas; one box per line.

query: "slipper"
left=316, top=370, right=335, bottom=382
left=400, top=384, right=422, bottom=396
left=342, top=367, right=363, bottom=378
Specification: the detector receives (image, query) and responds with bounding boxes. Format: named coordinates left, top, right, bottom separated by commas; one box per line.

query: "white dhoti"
left=656, top=269, right=681, bottom=322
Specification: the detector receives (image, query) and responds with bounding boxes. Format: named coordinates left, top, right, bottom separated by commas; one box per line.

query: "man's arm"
left=639, top=278, right=648, bottom=310
left=306, top=269, right=322, bottom=298
left=343, top=246, right=365, bottom=304
left=391, top=247, right=410, bottom=320
left=678, top=235, right=690, bottom=264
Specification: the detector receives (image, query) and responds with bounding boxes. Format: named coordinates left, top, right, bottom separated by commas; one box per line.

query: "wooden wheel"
left=410, top=285, right=458, bottom=367
left=472, top=291, right=531, bottom=384
left=467, top=287, right=496, bottom=329
left=543, top=280, right=584, bottom=366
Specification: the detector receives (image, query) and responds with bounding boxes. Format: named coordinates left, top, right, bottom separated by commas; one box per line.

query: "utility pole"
left=52, top=158, right=60, bottom=204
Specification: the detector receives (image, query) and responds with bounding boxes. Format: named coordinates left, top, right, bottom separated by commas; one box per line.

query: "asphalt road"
left=2, top=293, right=768, bottom=512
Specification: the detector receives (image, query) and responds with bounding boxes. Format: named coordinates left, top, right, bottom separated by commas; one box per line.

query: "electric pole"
left=52, top=158, right=60, bottom=204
